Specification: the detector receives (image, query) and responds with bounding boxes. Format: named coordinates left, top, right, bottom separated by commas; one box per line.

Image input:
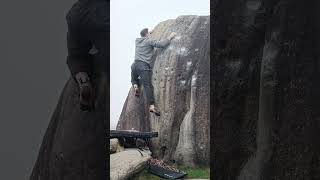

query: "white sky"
left=110, top=0, right=210, bottom=130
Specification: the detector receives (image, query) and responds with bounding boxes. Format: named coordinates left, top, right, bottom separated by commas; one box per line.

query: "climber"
left=131, top=28, right=176, bottom=116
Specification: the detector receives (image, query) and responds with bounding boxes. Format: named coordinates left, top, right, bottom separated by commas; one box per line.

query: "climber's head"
left=140, top=28, right=150, bottom=37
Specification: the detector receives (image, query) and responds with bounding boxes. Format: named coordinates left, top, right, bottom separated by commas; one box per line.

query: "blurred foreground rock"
left=110, top=138, right=124, bottom=153
left=212, top=0, right=320, bottom=179
left=110, top=149, right=151, bottom=180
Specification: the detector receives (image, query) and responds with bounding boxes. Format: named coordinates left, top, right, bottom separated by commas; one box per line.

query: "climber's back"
left=134, top=28, right=171, bottom=64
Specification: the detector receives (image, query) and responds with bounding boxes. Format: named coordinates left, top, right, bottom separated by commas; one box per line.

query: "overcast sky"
left=110, top=0, right=210, bottom=130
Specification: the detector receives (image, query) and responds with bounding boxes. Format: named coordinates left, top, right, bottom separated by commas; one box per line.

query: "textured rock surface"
left=110, top=139, right=118, bottom=153
left=110, top=138, right=124, bottom=154
left=110, top=149, right=151, bottom=180
left=117, top=15, right=210, bottom=166
left=212, top=0, right=320, bottom=179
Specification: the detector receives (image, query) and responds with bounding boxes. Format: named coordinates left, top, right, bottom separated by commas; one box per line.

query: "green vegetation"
left=133, top=166, right=210, bottom=179
left=179, top=166, right=210, bottom=179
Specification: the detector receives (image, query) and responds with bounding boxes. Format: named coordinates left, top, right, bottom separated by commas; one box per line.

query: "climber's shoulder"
left=135, top=37, right=152, bottom=46
left=66, top=1, right=85, bottom=25
left=144, top=38, right=158, bottom=46
left=66, top=0, right=108, bottom=27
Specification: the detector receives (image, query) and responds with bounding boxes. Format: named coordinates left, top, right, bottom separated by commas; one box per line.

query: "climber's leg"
left=139, top=69, right=155, bottom=105
left=131, top=62, right=140, bottom=96
left=133, top=61, right=160, bottom=116
left=131, top=63, right=139, bottom=86
left=139, top=69, right=160, bottom=116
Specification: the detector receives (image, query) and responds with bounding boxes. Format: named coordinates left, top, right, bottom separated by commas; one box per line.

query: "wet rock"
left=212, top=0, right=320, bottom=179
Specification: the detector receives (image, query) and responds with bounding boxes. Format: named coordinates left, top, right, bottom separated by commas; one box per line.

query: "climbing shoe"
left=75, top=72, right=95, bottom=111
left=149, top=105, right=160, bottom=116
left=133, top=84, right=140, bottom=97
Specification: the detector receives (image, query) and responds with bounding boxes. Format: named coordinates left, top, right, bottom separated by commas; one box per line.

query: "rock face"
left=110, top=149, right=151, bottom=180
left=212, top=0, right=320, bottom=179
left=117, top=15, right=210, bottom=166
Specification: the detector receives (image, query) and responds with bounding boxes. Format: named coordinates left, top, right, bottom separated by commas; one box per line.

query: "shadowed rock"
left=212, top=0, right=320, bottom=179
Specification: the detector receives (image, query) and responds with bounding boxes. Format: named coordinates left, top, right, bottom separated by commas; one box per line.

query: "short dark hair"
left=140, top=28, right=149, bottom=37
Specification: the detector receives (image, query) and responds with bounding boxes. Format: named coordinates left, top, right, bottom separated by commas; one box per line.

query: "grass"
left=132, top=166, right=210, bottom=179
left=179, top=166, right=210, bottom=179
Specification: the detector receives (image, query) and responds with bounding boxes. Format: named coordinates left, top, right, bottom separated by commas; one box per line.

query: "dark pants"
left=131, top=61, right=155, bottom=105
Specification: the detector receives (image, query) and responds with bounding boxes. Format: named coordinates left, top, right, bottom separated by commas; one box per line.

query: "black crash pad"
left=147, top=163, right=187, bottom=179
left=110, top=130, right=158, bottom=139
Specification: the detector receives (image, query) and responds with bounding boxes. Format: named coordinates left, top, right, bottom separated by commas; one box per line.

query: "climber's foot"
left=149, top=105, right=160, bottom=116
left=133, top=84, right=140, bottom=97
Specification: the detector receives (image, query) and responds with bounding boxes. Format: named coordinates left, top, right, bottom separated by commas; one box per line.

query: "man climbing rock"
left=131, top=28, right=176, bottom=116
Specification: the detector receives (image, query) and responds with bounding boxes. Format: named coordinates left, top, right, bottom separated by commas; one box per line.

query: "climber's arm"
left=149, top=39, right=170, bottom=48
left=149, top=32, right=177, bottom=48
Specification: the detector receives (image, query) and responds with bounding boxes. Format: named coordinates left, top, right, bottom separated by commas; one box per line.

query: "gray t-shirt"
left=134, top=37, right=170, bottom=64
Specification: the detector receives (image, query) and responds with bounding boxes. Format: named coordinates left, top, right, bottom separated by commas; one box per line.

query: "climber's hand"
left=168, top=32, right=177, bottom=40
left=75, top=72, right=95, bottom=111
